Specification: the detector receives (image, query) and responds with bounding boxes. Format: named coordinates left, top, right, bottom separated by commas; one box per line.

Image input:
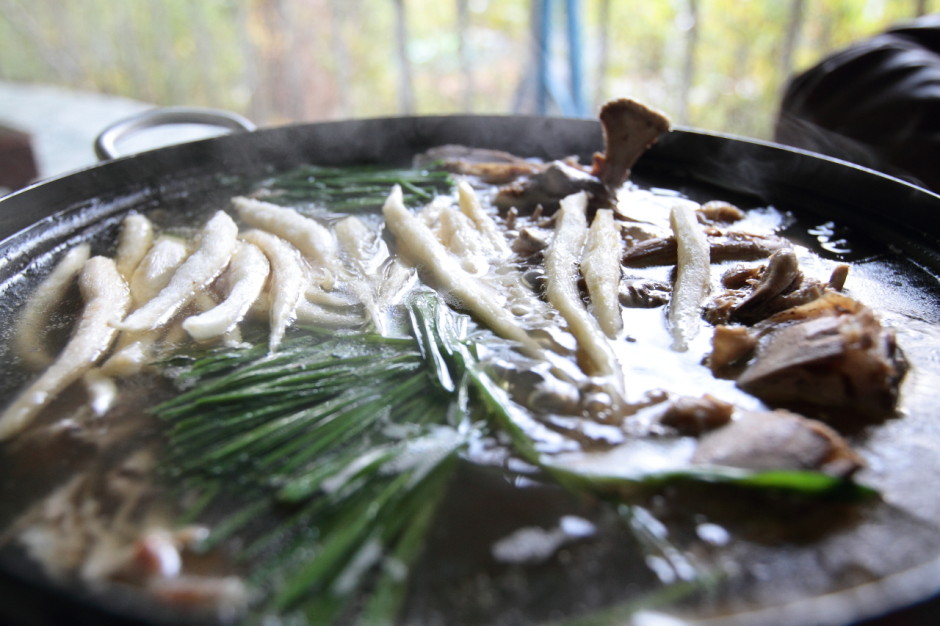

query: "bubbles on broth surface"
left=0, top=157, right=936, bottom=626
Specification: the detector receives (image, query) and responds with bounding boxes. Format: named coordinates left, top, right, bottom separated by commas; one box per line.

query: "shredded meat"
left=692, top=409, right=864, bottom=477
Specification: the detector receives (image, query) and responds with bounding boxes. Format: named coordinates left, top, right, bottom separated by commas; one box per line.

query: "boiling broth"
left=0, top=149, right=937, bottom=626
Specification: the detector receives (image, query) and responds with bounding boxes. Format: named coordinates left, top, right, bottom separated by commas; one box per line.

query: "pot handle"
left=94, top=106, right=257, bottom=161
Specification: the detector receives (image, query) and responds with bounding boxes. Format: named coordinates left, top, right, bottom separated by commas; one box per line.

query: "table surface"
left=0, top=81, right=152, bottom=189
left=0, top=81, right=238, bottom=195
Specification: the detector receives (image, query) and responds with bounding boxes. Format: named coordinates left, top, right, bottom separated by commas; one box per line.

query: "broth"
left=0, top=139, right=937, bottom=626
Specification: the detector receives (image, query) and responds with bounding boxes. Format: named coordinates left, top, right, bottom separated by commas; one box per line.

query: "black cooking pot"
left=0, top=109, right=939, bottom=626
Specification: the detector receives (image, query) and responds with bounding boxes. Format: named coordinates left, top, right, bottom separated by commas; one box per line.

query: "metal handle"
left=94, top=106, right=257, bottom=161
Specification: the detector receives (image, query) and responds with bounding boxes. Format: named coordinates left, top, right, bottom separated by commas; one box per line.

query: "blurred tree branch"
left=393, top=0, right=415, bottom=114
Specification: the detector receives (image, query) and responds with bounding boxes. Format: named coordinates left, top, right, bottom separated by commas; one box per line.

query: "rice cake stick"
left=13, top=243, right=91, bottom=369
left=117, top=211, right=238, bottom=333
left=383, top=185, right=542, bottom=356
left=128, top=236, right=189, bottom=307
left=0, top=257, right=129, bottom=441
left=114, top=213, right=154, bottom=280
left=241, top=230, right=306, bottom=352
left=183, top=241, right=270, bottom=342
left=544, top=192, right=623, bottom=389
left=668, top=203, right=710, bottom=351
left=581, top=209, right=623, bottom=338
left=457, top=179, right=512, bottom=258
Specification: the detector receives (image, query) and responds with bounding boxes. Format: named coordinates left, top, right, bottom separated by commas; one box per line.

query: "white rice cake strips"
left=128, top=236, right=189, bottom=307
left=668, top=203, right=710, bottom=352
left=294, top=300, right=365, bottom=328
left=434, top=205, right=492, bottom=275
left=241, top=230, right=306, bottom=352
left=333, top=215, right=392, bottom=333
left=182, top=241, right=270, bottom=342
left=233, top=196, right=341, bottom=289
left=102, top=237, right=190, bottom=378
left=544, top=192, right=623, bottom=390
left=451, top=182, right=553, bottom=329
left=0, top=257, right=130, bottom=441
left=383, top=185, right=542, bottom=356
left=117, top=211, right=238, bottom=333
left=114, top=213, right=154, bottom=280
left=581, top=209, right=623, bottom=338
left=13, top=243, right=91, bottom=369
left=456, top=179, right=511, bottom=258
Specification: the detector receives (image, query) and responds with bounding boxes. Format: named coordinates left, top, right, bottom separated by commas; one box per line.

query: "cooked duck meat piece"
left=703, top=249, right=828, bottom=325
left=511, top=226, right=551, bottom=257
left=708, top=325, right=759, bottom=377
left=736, top=294, right=907, bottom=421
left=494, top=161, right=607, bottom=215
left=619, top=278, right=671, bottom=308
left=659, top=394, right=734, bottom=435
left=730, top=249, right=806, bottom=321
left=692, top=409, right=864, bottom=477
left=758, top=270, right=832, bottom=316
left=706, top=292, right=757, bottom=328
left=622, top=229, right=789, bottom=267
left=590, top=98, right=671, bottom=189
left=697, top=200, right=746, bottom=224
left=413, top=145, right=546, bottom=185
left=621, top=236, right=678, bottom=267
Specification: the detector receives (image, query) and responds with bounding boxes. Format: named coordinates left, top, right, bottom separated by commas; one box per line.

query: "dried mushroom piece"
left=495, top=98, right=671, bottom=215
left=591, top=97, right=671, bottom=189
left=705, top=249, right=828, bottom=326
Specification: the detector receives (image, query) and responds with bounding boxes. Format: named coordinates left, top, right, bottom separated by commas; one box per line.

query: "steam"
left=774, top=113, right=927, bottom=189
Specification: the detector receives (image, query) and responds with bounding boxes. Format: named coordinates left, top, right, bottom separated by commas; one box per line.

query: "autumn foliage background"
left=0, top=0, right=935, bottom=139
